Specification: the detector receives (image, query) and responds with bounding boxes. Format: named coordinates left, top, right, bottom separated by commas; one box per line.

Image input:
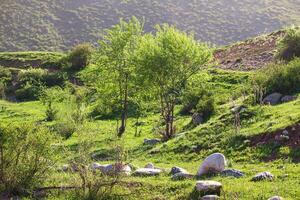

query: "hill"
left=1, top=0, right=300, bottom=51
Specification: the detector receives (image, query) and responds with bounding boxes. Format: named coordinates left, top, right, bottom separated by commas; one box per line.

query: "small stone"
left=170, top=166, right=188, bottom=175
left=251, top=171, right=274, bottom=181
left=144, top=138, right=160, bottom=146
left=145, top=163, right=155, bottom=169
left=202, top=195, right=220, bottom=200
left=263, top=93, right=283, bottom=105
left=282, top=130, right=289, bottom=136
left=221, top=169, right=244, bottom=178
left=281, top=95, right=296, bottom=103
left=195, top=181, right=222, bottom=196
left=268, top=196, right=284, bottom=200
left=171, top=172, right=194, bottom=180
left=61, top=164, right=69, bottom=172
left=133, top=168, right=162, bottom=176
left=192, top=113, right=204, bottom=125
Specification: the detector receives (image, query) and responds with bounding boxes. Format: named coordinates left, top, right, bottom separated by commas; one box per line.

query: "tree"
left=93, top=17, right=144, bottom=137
left=68, top=43, right=93, bottom=71
left=134, top=25, right=212, bottom=140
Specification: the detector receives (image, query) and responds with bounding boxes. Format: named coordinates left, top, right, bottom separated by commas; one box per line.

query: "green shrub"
left=51, top=122, right=76, bottom=139
left=67, top=43, right=93, bottom=71
left=17, top=68, right=47, bottom=85
left=181, top=84, right=215, bottom=120
left=277, top=27, right=300, bottom=61
left=0, top=123, right=57, bottom=196
left=15, top=83, right=43, bottom=101
left=0, top=67, right=12, bottom=83
left=44, top=72, right=67, bottom=87
left=252, top=58, right=300, bottom=95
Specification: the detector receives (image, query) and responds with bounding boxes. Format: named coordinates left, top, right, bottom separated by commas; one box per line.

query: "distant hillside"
left=1, top=0, right=300, bottom=51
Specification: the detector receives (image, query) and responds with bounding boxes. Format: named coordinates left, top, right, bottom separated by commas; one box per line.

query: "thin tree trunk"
left=118, top=74, right=128, bottom=137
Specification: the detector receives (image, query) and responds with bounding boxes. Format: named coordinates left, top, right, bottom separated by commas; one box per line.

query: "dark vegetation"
left=1, top=0, right=300, bottom=51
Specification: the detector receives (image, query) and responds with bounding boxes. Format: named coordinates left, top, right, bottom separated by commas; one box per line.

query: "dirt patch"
left=214, top=30, right=286, bottom=71
left=250, top=122, right=300, bottom=162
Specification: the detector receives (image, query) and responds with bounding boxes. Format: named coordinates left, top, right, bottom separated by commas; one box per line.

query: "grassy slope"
left=1, top=0, right=300, bottom=51
left=0, top=66, right=299, bottom=199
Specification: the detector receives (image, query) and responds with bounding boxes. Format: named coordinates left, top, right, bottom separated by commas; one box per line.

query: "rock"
left=98, top=164, right=114, bottom=174
left=263, top=93, right=283, bottom=105
left=221, top=169, right=244, bottom=178
left=61, top=164, right=70, bottom=172
left=197, top=153, right=226, bottom=176
left=170, top=166, right=188, bottom=175
left=201, top=195, right=220, bottom=200
left=195, top=181, right=222, bottom=196
left=268, top=196, right=284, bottom=200
left=251, top=171, right=274, bottom=181
left=275, top=134, right=289, bottom=142
left=171, top=172, right=194, bottom=180
left=133, top=168, right=162, bottom=176
left=281, top=95, right=296, bottom=103
left=145, top=163, right=155, bottom=169
left=98, top=163, right=132, bottom=175
left=282, top=130, right=289, bottom=136
left=231, top=105, right=247, bottom=114
left=90, top=162, right=102, bottom=170
left=144, top=138, right=160, bottom=146
left=192, top=113, right=204, bottom=125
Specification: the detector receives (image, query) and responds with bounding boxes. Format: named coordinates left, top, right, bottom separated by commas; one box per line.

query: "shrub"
left=0, top=123, right=56, bottom=196
left=181, top=84, right=215, bottom=121
left=0, top=67, right=12, bottom=83
left=17, top=68, right=47, bottom=85
left=67, top=43, right=93, bottom=71
left=51, top=122, right=76, bottom=139
left=15, top=83, right=43, bottom=101
left=44, top=72, right=67, bottom=87
left=252, top=58, right=300, bottom=95
left=277, top=27, right=300, bottom=61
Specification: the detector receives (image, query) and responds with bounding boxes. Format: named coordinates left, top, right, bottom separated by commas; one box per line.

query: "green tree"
left=134, top=25, right=212, bottom=140
left=93, top=17, right=144, bottom=137
left=67, top=43, right=93, bottom=71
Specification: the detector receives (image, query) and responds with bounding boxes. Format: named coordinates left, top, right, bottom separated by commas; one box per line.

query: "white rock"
left=145, top=163, right=155, bottom=169
left=268, top=196, right=284, bottom=200
left=170, top=166, right=189, bottom=175
left=202, top=195, right=220, bottom=200
left=195, top=181, right=222, bottom=195
left=90, top=162, right=102, bottom=170
left=197, top=153, right=226, bottom=176
left=61, top=164, right=69, bottom=172
left=133, top=168, right=162, bottom=176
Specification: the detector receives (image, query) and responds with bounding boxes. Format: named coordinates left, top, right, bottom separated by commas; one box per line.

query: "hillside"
left=1, top=0, right=300, bottom=51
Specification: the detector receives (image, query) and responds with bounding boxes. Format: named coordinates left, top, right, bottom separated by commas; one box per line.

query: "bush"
left=0, top=67, right=12, bottom=83
left=277, top=27, right=300, bottom=61
left=15, top=83, right=43, bottom=101
left=51, top=122, right=76, bottom=139
left=17, top=68, right=47, bottom=85
left=181, top=84, right=215, bottom=121
left=67, top=43, right=93, bottom=71
left=44, top=72, right=67, bottom=87
left=252, top=58, right=300, bottom=95
left=0, top=123, right=56, bottom=196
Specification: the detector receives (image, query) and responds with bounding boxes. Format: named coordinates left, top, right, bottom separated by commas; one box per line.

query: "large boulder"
left=263, top=93, right=283, bottom=105
left=197, top=153, right=226, bottom=176
left=133, top=168, right=162, bottom=176
left=144, top=138, right=161, bottom=146
left=221, top=169, right=244, bottom=178
left=195, top=181, right=222, bottom=196
left=251, top=171, right=274, bottom=182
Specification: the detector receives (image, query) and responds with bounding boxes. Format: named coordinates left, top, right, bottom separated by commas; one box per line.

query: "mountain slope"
left=1, top=0, right=300, bottom=51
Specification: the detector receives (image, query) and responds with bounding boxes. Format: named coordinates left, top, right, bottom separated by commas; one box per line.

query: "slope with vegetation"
left=0, top=20, right=300, bottom=199
left=1, top=0, right=300, bottom=51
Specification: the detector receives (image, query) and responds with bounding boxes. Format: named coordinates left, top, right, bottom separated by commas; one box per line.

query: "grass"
left=0, top=64, right=300, bottom=199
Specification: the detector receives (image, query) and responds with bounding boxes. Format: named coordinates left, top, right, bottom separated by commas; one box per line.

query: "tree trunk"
left=118, top=75, right=128, bottom=137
